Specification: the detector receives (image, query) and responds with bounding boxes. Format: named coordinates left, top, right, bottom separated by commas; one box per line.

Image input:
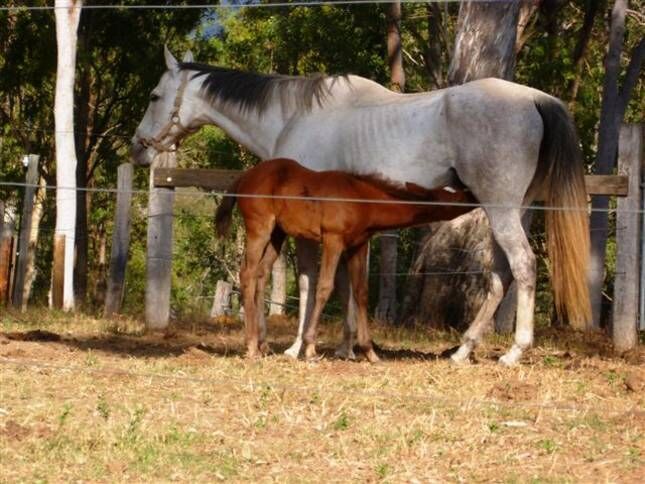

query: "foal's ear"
left=164, top=44, right=179, bottom=72
left=182, top=50, right=194, bottom=63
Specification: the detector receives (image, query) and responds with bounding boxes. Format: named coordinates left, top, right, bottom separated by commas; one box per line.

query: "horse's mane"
left=179, top=62, right=349, bottom=115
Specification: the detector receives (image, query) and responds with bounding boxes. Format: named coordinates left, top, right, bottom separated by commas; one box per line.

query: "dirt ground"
left=0, top=309, right=643, bottom=483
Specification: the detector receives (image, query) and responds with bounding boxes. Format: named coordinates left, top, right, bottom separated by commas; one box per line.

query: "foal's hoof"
left=304, top=344, right=321, bottom=361
left=364, top=348, right=381, bottom=364
left=259, top=341, right=271, bottom=355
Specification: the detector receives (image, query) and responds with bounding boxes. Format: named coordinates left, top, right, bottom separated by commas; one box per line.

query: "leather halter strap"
left=140, top=70, right=196, bottom=153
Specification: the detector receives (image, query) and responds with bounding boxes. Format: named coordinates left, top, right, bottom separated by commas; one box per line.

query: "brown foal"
left=215, top=158, right=476, bottom=361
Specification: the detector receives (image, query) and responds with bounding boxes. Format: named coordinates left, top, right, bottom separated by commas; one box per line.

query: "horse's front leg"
left=334, top=258, right=357, bottom=360
left=284, top=239, right=319, bottom=358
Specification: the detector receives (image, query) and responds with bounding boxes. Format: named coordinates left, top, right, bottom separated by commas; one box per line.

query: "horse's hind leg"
left=452, top=208, right=536, bottom=366
left=347, top=242, right=379, bottom=363
left=240, top=223, right=275, bottom=358
left=254, top=228, right=286, bottom=353
left=303, top=235, right=344, bottom=360
left=492, top=211, right=536, bottom=366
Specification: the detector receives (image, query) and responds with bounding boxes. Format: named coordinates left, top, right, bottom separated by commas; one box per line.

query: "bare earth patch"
left=0, top=309, right=643, bottom=482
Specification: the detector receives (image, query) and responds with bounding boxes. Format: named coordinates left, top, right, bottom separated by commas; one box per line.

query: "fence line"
left=1, top=180, right=641, bottom=214
left=0, top=356, right=636, bottom=416
left=0, top=1, right=523, bottom=13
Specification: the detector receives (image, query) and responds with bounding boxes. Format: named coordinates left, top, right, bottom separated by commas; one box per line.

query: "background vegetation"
left=0, top=1, right=642, bottom=323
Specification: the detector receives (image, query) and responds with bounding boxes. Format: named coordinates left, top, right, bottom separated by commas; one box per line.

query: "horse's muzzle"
left=130, top=137, right=153, bottom=166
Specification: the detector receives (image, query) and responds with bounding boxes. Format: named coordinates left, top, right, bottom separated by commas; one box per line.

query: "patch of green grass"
left=96, top=395, right=110, bottom=421
left=334, top=412, right=350, bottom=431
left=537, top=439, right=558, bottom=455
left=542, top=355, right=561, bottom=367
left=376, top=462, right=390, bottom=480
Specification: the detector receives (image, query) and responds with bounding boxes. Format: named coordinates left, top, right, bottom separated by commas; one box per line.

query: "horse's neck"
left=192, top=90, right=285, bottom=160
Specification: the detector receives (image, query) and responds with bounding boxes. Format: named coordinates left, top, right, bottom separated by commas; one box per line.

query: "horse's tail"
left=215, top=177, right=241, bottom=237
left=532, top=94, right=591, bottom=328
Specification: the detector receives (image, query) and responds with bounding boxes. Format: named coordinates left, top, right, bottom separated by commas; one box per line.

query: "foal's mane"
left=179, top=62, right=349, bottom=115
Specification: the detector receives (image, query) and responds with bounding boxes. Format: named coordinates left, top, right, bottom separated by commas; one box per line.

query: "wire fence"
left=0, top=179, right=641, bottom=214
left=0, top=1, right=529, bottom=13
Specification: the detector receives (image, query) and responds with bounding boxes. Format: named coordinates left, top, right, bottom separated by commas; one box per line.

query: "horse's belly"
left=275, top=100, right=455, bottom=190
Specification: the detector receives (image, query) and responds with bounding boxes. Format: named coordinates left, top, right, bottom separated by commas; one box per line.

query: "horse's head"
left=131, top=46, right=198, bottom=166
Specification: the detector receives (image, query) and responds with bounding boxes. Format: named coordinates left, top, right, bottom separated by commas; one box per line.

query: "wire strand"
left=0, top=1, right=518, bottom=13
left=0, top=180, right=640, bottom=214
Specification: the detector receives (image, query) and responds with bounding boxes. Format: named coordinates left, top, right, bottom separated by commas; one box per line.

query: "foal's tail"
left=533, top=94, right=591, bottom=328
left=215, top=177, right=241, bottom=237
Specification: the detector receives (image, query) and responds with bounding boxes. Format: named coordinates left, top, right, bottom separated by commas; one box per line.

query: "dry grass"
left=1, top=308, right=643, bottom=483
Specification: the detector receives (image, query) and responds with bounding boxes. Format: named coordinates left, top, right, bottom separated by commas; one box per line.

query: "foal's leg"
left=303, top=235, right=344, bottom=360
left=240, top=226, right=274, bottom=358
left=254, top=228, right=286, bottom=352
left=285, top=239, right=319, bottom=359
left=347, top=243, right=379, bottom=363
left=333, top=258, right=357, bottom=360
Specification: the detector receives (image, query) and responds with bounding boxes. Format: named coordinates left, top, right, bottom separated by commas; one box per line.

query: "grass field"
left=1, top=309, right=643, bottom=483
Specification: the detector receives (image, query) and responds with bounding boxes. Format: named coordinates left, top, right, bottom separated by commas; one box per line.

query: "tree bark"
left=54, top=0, right=82, bottom=311
left=400, top=1, right=520, bottom=329
left=377, top=2, right=405, bottom=322
left=588, top=0, right=629, bottom=328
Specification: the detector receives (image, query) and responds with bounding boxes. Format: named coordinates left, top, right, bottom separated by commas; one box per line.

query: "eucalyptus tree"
left=54, top=0, right=82, bottom=310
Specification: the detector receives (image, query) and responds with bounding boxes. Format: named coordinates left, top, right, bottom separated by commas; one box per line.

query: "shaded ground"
left=0, top=309, right=643, bottom=482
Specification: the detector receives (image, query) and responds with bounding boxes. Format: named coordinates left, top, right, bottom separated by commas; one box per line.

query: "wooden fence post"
left=1, top=201, right=18, bottom=306
left=12, top=154, right=39, bottom=310
left=0, top=201, right=10, bottom=305
left=613, top=124, right=642, bottom=352
left=211, top=280, right=232, bottom=318
left=146, top=152, right=175, bottom=330
left=52, top=234, right=65, bottom=309
left=104, top=163, right=133, bottom=317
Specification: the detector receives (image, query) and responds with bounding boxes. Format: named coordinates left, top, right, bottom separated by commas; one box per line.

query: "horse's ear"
left=164, top=45, right=179, bottom=72
left=182, top=50, right=194, bottom=63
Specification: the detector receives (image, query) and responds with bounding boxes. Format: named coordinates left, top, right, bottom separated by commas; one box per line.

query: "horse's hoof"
left=364, top=349, right=381, bottom=364
left=334, top=346, right=357, bottom=361
left=304, top=344, right=319, bottom=361
left=499, top=347, right=523, bottom=367
left=259, top=341, right=271, bottom=355
left=284, top=346, right=300, bottom=359
left=449, top=353, right=471, bottom=366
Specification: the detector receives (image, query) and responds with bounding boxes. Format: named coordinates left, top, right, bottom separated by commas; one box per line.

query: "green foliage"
left=2, top=2, right=642, bottom=322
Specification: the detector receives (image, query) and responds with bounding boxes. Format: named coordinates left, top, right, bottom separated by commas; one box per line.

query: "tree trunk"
left=377, top=1, right=405, bottom=322
left=269, top=248, right=287, bottom=315
left=54, top=0, right=82, bottom=311
left=400, top=1, right=520, bottom=329
left=588, top=0, right=636, bottom=328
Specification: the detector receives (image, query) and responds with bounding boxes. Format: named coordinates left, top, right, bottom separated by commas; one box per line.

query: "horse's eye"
left=150, top=93, right=160, bottom=102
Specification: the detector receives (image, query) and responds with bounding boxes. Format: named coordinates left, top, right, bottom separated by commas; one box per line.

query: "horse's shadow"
left=1, top=328, right=460, bottom=362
